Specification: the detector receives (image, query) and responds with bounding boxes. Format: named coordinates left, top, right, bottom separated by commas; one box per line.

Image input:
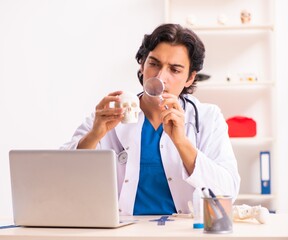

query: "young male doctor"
left=61, top=23, right=240, bottom=215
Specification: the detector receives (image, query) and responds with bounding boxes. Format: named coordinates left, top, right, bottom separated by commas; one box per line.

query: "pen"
left=208, top=189, right=228, bottom=218
left=201, top=187, right=222, bottom=219
left=207, top=188, right=232, bottom=229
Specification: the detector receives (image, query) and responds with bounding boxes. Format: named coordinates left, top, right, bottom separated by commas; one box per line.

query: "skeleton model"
left=115, top=92, right=140, bottom=124
left=233, top=204, right=269, bottom=224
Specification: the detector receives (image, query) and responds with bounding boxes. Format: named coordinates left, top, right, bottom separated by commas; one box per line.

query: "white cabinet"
left=165, top=0, right=277, bottom=211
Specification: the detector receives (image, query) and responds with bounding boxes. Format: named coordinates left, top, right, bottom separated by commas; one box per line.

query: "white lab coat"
left=61, top=94, right=240, bottom=215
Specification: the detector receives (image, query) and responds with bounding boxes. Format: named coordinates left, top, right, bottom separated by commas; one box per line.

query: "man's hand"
left=160, top=93, right=197, bottom=175
left=92, top=91, right=125, bottom=139
left=160, top=93, right=186, bottom=146
left=78, top=91, right=124, bottom=149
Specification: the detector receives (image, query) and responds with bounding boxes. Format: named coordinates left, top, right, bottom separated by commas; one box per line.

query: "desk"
left=0, top=214, right=288, bottom=240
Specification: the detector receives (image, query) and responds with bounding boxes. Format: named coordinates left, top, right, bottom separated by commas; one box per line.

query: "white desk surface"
left=0, top=214, right=288, bottom=240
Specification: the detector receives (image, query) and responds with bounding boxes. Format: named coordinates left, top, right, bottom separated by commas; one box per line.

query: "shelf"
left=197, top=81, right=275, bottom=89
left=230, top=137, right=274, bottom=146
left=186, top=24, right=274, bottom=32
left=237, top=193, right=275, bottom=201
left=166, top=0, right=277, bottom=212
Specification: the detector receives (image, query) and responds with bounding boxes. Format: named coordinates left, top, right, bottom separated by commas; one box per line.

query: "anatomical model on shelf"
left=241, top=10, right=251, bottom=24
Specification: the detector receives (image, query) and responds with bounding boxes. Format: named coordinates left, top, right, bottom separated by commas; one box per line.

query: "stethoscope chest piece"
left=118, top=150, right=128, bottom=164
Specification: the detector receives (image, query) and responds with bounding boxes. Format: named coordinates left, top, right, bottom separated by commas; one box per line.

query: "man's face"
left=142, top=42, right=194, bottom=97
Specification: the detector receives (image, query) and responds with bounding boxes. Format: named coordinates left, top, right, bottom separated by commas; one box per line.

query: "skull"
left=241, top=10, right=251, bottom=24
left=115, top=92, right=140, bottom=124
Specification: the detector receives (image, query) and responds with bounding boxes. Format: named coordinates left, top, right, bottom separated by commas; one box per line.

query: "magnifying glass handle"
left=159, top=95, right=169, bottom=110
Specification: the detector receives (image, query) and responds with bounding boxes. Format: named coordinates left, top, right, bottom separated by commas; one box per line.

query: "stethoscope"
left=179, top=95, right=200, bottom=134
left=117, top=93, right=200, bottom=164
left=137, top=92, right=199, bottom=133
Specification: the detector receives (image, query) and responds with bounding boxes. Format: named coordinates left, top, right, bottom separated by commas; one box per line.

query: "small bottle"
left=193, top=188, right=204, bottom=229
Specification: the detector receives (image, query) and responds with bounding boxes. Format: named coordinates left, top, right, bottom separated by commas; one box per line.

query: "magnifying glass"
left=144, top=77, right=168, bottom=109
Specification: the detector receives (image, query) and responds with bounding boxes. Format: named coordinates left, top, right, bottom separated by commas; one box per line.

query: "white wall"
left=0, top=0, right=165, bottom=218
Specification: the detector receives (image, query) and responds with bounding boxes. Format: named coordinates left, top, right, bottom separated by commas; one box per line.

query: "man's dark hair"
left=136, top=23, right=205, bottom=94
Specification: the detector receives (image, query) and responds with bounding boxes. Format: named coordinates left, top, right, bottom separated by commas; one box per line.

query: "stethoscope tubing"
left=180, top=95, right=200, bottom=134
left=137, top=92, right=199, bottom=133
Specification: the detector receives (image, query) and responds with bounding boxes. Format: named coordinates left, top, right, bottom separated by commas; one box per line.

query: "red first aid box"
left=226, top=116, right=257, bottom=137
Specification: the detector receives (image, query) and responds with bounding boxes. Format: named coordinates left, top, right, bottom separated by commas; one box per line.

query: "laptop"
left=9, top=149, right=134, bottom=228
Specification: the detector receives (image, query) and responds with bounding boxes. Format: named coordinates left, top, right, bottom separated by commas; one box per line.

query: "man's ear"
left=185, top=71, right=197, bottom=88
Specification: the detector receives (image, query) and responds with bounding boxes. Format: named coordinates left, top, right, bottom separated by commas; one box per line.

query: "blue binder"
left=260, top=151, right=271, bottom=194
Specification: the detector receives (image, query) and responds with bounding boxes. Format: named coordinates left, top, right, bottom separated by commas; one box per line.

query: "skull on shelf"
left=241, top=10, right=251, bottom=24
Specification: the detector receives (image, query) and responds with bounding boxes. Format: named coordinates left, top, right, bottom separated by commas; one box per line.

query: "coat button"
left=178, top=210, right=182, bottom=214
left=124, top=179, right=129, bottom=183
left=168, top=177, right=172, bottom=181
